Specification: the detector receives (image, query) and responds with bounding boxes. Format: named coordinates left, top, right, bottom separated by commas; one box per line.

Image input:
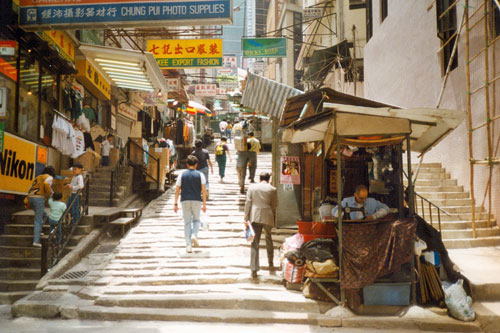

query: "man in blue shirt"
left=332, top=184, right=389, bottom=220
left=174, top=155, right=207, bottom=253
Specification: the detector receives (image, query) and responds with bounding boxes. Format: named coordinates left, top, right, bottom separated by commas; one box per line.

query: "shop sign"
left=165, top=78, right=179, bottom=91
left=0, top=132, right=37, bottom=195
left=39, top=31, right=75, bottom=63
left=280, top=156, right=300, bottom=185
left=111, top=114, right=116, bottom=130
left=218, top=80, right=238, bottom=89
left=36, top=146, right=47, bottom=164
left=19, top=0, right=232, bottom=29
left=217, top=68, right=233, bottom=75
left=0, top=58, right=18, bottom=82
left=147, top=39, right=223, bottom=68
left=117, top=103, right=137, bottom=121
left=195, top=83, right=217, bottom=97
left=252, top=61, right=267, bottom=71
left=215, top=87, right=227, bottom=99
left=130, top=92, right=145, bottom=110
left=0, top=41, right=16, bottom=56
left=304, top=8, right=323, bottom=21
left=75, top=59, right=111, bottom=100
left=223, top=55, right=237, bottom=68
left=242, top=38, right=287, bottom=58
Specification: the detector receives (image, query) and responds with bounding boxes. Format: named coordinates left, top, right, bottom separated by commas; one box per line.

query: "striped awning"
left=241, top=72, right=303, bottom=119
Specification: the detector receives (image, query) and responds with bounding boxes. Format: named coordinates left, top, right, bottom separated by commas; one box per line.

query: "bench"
left=109, top=217, right=135, bottom=237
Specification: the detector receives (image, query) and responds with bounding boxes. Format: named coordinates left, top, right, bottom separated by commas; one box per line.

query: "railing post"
left=40, top=238, right=48, bottom=277
left=110, top=170, right=115, bottom=206
left=157, top=157, right=160, bottom=196
left=85, top=177, right=89, bottom=215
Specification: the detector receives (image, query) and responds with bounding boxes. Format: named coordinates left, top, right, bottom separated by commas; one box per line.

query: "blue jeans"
left=181, top=200, right=202, bottom=247
left=226, top=129, right=232, bottom=142
left=29, top=197, right=47, bottom=243
left=102, top=155, right=110, bottom=166
left=198, top=166, right=209, bottom=189
left=48, top=217, right=62, bottom=244
left=67, top=193, right=80, bottom=224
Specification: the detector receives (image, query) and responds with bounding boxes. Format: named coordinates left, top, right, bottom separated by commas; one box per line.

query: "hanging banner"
left=75, top=59, right=111, bottom=100
left=147, top=39, right=223, bottom=68
left=39, top=31, right=75, bottom=63
left=280, top=156, right=300, bottom=185
left=195, top=83, right=217, bottom=97
left=0, top=133, right=37, bottom=195
left=223, top=55, right=237, bottom=68
left=20, top=0, right=232, bottom=30
left=165, top=78, right=180, bottom=91
left=242, top=38, right=287, bottom=58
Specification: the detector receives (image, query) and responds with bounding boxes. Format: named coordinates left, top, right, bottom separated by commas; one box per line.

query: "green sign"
left=0, top=122, right=4, bottom=153
left=155, top=57, right=223, bottom=68
left=242, top=38, right=287, bottom=58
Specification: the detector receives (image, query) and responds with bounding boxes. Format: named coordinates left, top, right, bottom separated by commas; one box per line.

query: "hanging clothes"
left=176, top=118, right=184, bottom=144
left=82, top=104, right=96, bottom=124
left=83, top=132, right=95, bottom=151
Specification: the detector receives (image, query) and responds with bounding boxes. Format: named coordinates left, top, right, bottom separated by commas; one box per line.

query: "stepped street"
left=5, top=144, right=489, bottom=332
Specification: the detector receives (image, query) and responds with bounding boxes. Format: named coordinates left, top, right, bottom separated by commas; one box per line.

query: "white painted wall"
left=364, top=0, right=500, bottom=223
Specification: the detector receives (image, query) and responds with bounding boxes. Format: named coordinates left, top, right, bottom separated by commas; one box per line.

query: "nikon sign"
left=20, top=0, right=233, bottom=30
left=0, top=133, right=37, bottom=195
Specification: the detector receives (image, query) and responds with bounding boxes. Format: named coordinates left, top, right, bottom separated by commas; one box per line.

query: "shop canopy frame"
left=281, top=101, right=466, bottom=306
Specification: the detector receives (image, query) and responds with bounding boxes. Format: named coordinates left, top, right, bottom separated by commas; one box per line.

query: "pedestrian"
left=215, top=136, right=232, bottom=182
left=225, top=122, right=233, bottom=143
left=244, top=172, right=277, bottom=278
left=246, top=131, right=261, bottom=183
left=236, top=150, right=250, bottom=194
left=67, top=162, right=84, bottom=224
left=48, top=192, right=67, bottom=243
left=101, top=134, right=114, bottom=166
left=191, top=139, right=213, bottom=198
left=27, top=166, right=55, bottom=247
left=219, top=118, right=228, bottom=138
left=332, top=184, right=389, bottom=220
left=173, top=155, right=207, bottom=253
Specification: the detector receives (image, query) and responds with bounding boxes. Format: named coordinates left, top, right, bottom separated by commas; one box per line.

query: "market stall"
left=280, top=95, right=466, bottom=309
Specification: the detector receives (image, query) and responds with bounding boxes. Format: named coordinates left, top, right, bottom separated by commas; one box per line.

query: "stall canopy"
left=282, top=98, right=466, bottom=155
left=241, top=72, right=303, bottom=119
left=79, top=43, right=168, bottom=93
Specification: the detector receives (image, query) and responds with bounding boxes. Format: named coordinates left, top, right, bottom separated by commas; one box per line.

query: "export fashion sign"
left=147, top=39, right=223, bottom=68
left=242, top=38, right=286, bottom=58
left=280, top=156, right=300, bottom=185
left=20, top=0, right=232, bottom=30
left=0, top=133, right=37, bottom=195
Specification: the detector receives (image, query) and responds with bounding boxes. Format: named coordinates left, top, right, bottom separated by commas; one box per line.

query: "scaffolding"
left=434, top=0, right=499, bottom=237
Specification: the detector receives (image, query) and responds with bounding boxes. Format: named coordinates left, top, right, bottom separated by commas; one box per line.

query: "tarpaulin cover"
left=341, top=218, right=417, bottom=289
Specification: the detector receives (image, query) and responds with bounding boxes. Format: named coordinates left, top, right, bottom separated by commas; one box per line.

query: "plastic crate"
left=302, top=233, right=336, bottom=242
left=297, top=220, right=336, bottom=235
left=363, top=282, right=411, bottom=306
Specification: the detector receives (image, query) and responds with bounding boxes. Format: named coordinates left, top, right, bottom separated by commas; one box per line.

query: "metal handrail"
left=409, top=187, right=451, bottom=234
left=41, top=175, right=90, bottom=276
left=127, top=139, right=161, bottom=195
left=110, top=146, right=127, bottom=206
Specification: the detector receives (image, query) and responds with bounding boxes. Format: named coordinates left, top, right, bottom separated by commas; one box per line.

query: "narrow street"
left=6, top=144, right=483, bottom=332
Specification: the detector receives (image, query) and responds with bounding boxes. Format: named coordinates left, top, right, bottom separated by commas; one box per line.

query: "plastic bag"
left=245, top=223, right=255, bottom=242
left=283, top=233, right=304, bottom=252
left=200, top=212, right=209, bottom=231
left=443, top=279, right=475, bottom=321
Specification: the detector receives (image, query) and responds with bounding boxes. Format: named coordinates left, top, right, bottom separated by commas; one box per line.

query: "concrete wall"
left=364, top=0, right=500, bottom=223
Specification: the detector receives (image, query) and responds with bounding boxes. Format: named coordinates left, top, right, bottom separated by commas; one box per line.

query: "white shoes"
left=186, top=245, right=192, bottom=253
left=33, top=242, right=41, bottom=248
left=191, top=237, right=199, bottom=247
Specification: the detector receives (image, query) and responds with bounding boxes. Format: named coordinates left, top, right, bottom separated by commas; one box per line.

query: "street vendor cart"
left=280, top=96, right=465, bottom=308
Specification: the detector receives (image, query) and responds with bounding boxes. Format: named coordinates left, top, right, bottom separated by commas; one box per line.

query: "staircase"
left=406, top=163, right=500, bottom=249
left=0, top=211, right=93, bottom=304
left=88, top=166, right=133, bottom=207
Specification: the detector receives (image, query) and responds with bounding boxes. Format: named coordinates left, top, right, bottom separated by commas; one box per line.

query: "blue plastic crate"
left=363, top=282, right=411, bottom=306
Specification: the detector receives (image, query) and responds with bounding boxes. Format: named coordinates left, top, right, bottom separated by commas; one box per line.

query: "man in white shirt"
left=219, top=119, right=228, bottom=137
left=101, top=134, right=114, bottom=166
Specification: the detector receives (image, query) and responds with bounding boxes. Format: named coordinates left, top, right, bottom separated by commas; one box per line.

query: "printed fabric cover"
left=341, top=218, right=417, bottom=289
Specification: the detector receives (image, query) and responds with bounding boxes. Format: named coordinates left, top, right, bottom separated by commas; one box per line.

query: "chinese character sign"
left=147, top=39, right=223, bottom=68
left=195, top=84, right=217, bottom=97
left=223, top=55, right=237, bottom=68
left=165, top=78, right=179, bottom=91
left=280, top=156, right=300, bottom=185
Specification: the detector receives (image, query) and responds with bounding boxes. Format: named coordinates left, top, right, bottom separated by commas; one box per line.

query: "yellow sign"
left=37, top=146, right=47, bottom=164
left=0, top=133, right=37, bottom=195
left=76, top=59, right=111, bottom=100
left=40, top=31, right=75, bottom=63
left=147, top=39, right=223, bottom=68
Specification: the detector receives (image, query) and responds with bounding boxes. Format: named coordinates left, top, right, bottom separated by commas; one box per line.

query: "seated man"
left=332, top=184, right=390, bottom=220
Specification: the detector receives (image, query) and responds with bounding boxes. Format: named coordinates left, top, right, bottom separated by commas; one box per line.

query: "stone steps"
left=0, top=279, right=38, bottom=292
left=440, top=227, right=500, bottom=239
left=0, top=267, right=40, bottom=280
left=4, top=224, right=91, bottom=236
left=443, top=236, right=500, bottom=249
left=0, top=234, right=83, bottom=247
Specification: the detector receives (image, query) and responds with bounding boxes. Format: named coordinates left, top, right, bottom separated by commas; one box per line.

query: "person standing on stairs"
left=101, top=134, right=114, bottom=167
left=215, top=136, right=232, bottom=183
left=246, top=131, right=261, bottom=183
left=191, top=139, right=213, bottom=199
left=28, top=166, right=55, bottom=247
left=174, top=155, right=207, bottom=253
left=244, top=172, right=277, bottom=278
left=67, top=163, right=84, bottom=224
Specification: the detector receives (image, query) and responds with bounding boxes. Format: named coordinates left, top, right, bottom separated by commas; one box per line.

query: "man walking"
left=246, top=131, right=261, bottom=183
left=174, top=155, right=207, bottom=253
left=219, top=118, right=228, bottom=138
left=244, top=172, right=277, bottom=278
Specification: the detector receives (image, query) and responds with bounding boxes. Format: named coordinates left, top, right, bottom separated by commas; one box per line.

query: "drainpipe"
left=338, top=0, right=344, bottom=41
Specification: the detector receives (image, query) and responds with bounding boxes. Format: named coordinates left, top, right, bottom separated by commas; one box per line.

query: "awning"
left=78, top=44, right=168, bottom=93
left=303, top=40, right=351, bottom=85
left=282, top=104, right=466, bottom=154
left=241, top=72, right=303, bottom=119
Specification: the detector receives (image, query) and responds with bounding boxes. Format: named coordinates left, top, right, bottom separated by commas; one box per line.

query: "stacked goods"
left=146, top=148, right=170, bottom=189
left=109, top=148, right=119, bottom=168
left=52, top=177, right=72, bottom=203
left=75, top=150, right=101, bottom=172
left=234, top=136, right=247, bottom=151
left=129, top=137, right=147, bottom=165
left=417, top=259, right=444, bottom=305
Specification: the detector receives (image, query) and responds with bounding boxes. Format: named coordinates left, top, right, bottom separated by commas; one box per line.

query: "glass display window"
left=18, top=49, right=40, bottom=141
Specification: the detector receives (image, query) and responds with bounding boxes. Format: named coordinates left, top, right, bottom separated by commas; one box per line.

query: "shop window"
left=436, top=0, right=458, bottom=75
left=350, top=0, right=366, bottom=10
left=18, top=49, right=39, bottom=141
left=0, top=35, right=17, bottom=134
left=40, top=68, right=58, bottom=146
left=380, top=0, right=388, bottom=22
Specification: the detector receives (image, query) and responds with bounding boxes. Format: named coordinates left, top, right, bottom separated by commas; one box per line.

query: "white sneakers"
left=186, top=245, right=192, bottom=253
left=32, top=242, right=41, bottom=248
left=191, top=237, right=199, bottom=247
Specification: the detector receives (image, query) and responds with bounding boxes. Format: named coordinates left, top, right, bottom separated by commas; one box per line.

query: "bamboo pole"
left=439, top=0, right=461, bottom=20
left=464, top=0, right=477, bottom=238
left=483, top=0, right=493, bottom=228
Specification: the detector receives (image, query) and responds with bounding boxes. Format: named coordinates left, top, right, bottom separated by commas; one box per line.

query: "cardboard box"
left=129, top=137, right=146, bottom=165
left=109, top=148, right=119, bottom=168
left=75, top=151, right=95, bottom=172
left=234, top=136, right=247, bottom=152
left=93, top=141, right=101, bottom=155
left=52, top=177, right=72, bottom=203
